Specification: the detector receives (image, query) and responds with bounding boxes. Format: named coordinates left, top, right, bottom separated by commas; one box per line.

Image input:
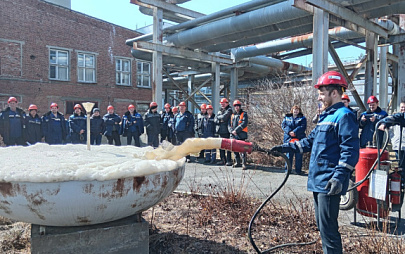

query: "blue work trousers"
left=313, top=192, right=342, bottom=254
left=285, top=152, right=303, bottom=174
left=90, top=133, right=102, bottom=145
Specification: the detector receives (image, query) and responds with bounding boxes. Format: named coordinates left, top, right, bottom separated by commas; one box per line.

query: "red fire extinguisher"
left=390, top=168, right=402, bottom=205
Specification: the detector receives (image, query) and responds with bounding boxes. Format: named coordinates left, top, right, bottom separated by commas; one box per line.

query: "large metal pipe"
left=164, top=0, right=286, bottom=33
left=232, top=19, right=402, bottom=61
left=247, top=56, right=311, bottom=73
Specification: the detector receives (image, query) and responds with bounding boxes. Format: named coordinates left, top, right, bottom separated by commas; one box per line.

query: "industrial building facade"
left=0, top=0, right=152, bottom=116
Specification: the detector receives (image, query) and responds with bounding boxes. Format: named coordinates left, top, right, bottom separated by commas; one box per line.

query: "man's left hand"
left=325, top=178, right=343, bottom=195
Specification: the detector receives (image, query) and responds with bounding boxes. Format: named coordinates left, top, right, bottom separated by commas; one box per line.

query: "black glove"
left=270, top=145, right=284, bottom=154
left=325, top=178, right=343, bottom=195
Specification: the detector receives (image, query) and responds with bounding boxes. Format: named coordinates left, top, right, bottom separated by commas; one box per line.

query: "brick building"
left=0, top=0, right=152, bottom=117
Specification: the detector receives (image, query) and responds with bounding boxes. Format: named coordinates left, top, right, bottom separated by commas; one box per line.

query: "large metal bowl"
left=0, top=165, right=184, bottom=226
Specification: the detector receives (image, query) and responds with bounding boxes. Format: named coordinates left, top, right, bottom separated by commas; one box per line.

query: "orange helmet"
left=74, top=104, right=82, bottom=110
left=149, top=101, right=158, bottom=108
left=128, top=104, right=135, bottom=110
left=28, top=104, right=38, bottom=111
left=233, top=100, right=242, bottom=106
left=367, top=96, right=379, bottom=104
left=220, top=98, right=229, bottom=104
left=172, top=107, right=178, bottom=113
left=107, top=105, right=114, bottom=111
left=315, top=71, right=348, bottom=89
left=50, top=103, right=58, bottom=109
left=164, top=103, right=171, bottom=109
left=206, top=105, right=213, bottom=110
left=341, top=94, right=350, bottom=102
left=179, top=101, right=186, bottom=107
left=200, top=103, right=207, bottom=110
left=8, top=97, right=17, bottom=103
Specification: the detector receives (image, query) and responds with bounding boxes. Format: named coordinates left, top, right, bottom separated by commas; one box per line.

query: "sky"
left=70, top=0, right=363, bottom=67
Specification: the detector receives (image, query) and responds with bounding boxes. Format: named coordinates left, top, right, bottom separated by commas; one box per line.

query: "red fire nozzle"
left=220, top=139, right=254, bottom=154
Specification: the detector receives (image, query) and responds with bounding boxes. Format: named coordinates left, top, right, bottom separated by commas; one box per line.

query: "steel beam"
left=212, top=63, right=220, bottom=114
left=305, top=0, right=388, bottom=38
left=312, top=7, right=329, bottom=82
left=133, top=41, right=233, bottom=65
left=131, top=0, right=204, bottom=19
left=230, top=68, right=238, bottom=103
left=185, top=76, right=213, bottom=103
left=328, top=41, right=366, bottom=112
left=379, top=46, right=388, bottom=111
left=162, top=69, right=200, bottom=108
left=379, top=34, right=405, bottom=45
left=152, top=7, right=163, bottom=107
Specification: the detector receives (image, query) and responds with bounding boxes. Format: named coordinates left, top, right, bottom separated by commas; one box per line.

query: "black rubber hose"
left=247, top=149, right=317, bottom=253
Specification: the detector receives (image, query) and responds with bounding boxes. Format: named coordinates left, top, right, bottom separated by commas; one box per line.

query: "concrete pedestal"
left=31, top=214, right=149, bottom=254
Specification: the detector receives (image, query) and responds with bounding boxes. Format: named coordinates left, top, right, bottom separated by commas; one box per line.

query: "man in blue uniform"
left=42, top=103, right=67, bottom=145
left=103, top=105, right=121, bottom=146
left=160, top=103, right=173, bottom=143
left=24, top=104, right=43, bottom=145
left=144, top=101, right=161, bottom=148
left=0, top=97, right=26, bottom=146
left=271, top=71, right=359, bottom=254
left=215, top=98, right=233, bottom=166
left=122, top=104, right=144, bottom=147
left=175, top=101, right=195, bottom=163
left=359, top=96, right=387, bottom=148
left=90, top=108, right=104, bottom=145
left=69, top=104, right=87, bottom=144
left=229, top=100, right=249, bottom=170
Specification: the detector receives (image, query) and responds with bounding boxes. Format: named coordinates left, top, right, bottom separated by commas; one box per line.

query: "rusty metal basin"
left=0, top=165, right=184, bottom=226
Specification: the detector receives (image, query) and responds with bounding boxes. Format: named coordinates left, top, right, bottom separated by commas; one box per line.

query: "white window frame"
left=115, top=58, right=132, bottom=86
left=77, top=51, right=97, bottom=83
left=136, top=60, right=151, bottom=88
left=49, top=48, right=70, bottom=81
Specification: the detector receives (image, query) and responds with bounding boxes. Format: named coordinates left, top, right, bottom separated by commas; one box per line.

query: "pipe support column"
left=379, top=46, right=388, bottom=111
left=187, top=75, right=195, bottom=113
left=364, top=31, right=378, bottom=104
left=211, top=63, right=220, bottom=114
left=230, top=68, right=238, bottom=103
left=152, top=7, right=163, bottom=107
left=312, top=8, right=329, bottom=83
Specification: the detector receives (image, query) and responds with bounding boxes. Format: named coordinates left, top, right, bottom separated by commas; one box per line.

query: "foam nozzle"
left=220, top=139, right=253, bottom=154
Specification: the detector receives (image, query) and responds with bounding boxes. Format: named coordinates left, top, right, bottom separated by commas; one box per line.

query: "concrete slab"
left=31, top=214, right=149, bottom=254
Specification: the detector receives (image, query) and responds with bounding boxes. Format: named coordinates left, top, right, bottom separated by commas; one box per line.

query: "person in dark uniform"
left=0, top=97, right=26, bottom=146
left=121, top=104, right=144, bottom=147
left=144, top=101, right=161, bottom=148
left=359, top=95, right=387, bottom=148
left=90, top=108, right=104, bottom=145
left=195, top=103, right=207, bottom=160
left=24, top=104, right=42, bottom=145
left=175, top=101, right=195, bottom=163
left=161, top=103, right=173, bottom=143
left=229, top=100, right=249, bottom=170
left=202, top=104, right=217, bottom=164
left=168, top=106, right=178, bottom=145
left=69, top=104, right=87, bottom=144
left=103, top=105, right=121, bottom=146
left=42, top=102, right=67, bottom=145
left=215, top=98, right=233, bottom=166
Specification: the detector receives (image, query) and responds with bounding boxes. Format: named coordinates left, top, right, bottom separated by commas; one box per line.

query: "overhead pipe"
left=247, top=56, right=311, bottom=73
left=164, top=0, right=286, bottom=33
left=231, top=19, right=402, bottom=61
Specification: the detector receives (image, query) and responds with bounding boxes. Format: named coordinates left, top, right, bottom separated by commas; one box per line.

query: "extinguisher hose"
left=347, top=128, right=390, bottom=192
left=247, top=149, right=317, bottom=253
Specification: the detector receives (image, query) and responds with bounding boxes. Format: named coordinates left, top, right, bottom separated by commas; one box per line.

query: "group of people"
left=0, top=96, right=249, bottom=168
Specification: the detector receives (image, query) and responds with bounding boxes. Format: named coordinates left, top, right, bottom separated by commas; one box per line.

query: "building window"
left=78, top=53, right=96, bottom=83
left=137, top=61, right=151, bottom=88
left=49, top=49, right=69, bottom=81
left=116, top=58, right=131, bottom=86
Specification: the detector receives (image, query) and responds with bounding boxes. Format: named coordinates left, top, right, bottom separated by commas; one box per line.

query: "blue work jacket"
left=287, top=102, right=359, bottom=195
left=175, top=111, right=194, bottom=133
left=359, top=107, right=388, bottom=148
left=42, top=111, right=67, bottom=144
left=121, top=111, right=144, bottom=135
left=282, top=113, right=307, bottom=143
left=103, top=113, right=121, bottom=136
left=202, top=113, right=216, bottom=138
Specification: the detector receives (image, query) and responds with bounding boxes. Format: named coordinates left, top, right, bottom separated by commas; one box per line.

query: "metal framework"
left=127, top=0, right=405, bottom=112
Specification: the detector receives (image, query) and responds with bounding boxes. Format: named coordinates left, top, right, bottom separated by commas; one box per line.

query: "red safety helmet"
left=315, top=71, right=348, bottom=89
left=8, top=97, right=17, bottom=103
left=74, top=104, right=82, bottom=110
left=28, top=104, right=38, bottom=111
left=367, top=96, right=379, bottom=104
left=179, top=101, right=186, bottom=107
left=172, top=107, right=178, bottom=113
left=233, top=100, right=242, bottom=106
left=200, top=103, right=207, bottom=110
left=206, top=105, right=213, bottom=110
left=149, top=101, right=158, bottom=108
left=128, top=104, right=135, bottom=110
left=220, top=98, right=229, bottom=104
left=50, top=103, right=58, bottom=109
left=164, top=103, right=171, bottom=109
left=341, top=94, right=350, bottom=102
left=107, top=105, right=114, bottom=111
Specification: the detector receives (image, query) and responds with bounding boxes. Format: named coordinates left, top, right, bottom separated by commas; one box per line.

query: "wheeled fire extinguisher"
left=390, top=169, right=402, bottom=205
